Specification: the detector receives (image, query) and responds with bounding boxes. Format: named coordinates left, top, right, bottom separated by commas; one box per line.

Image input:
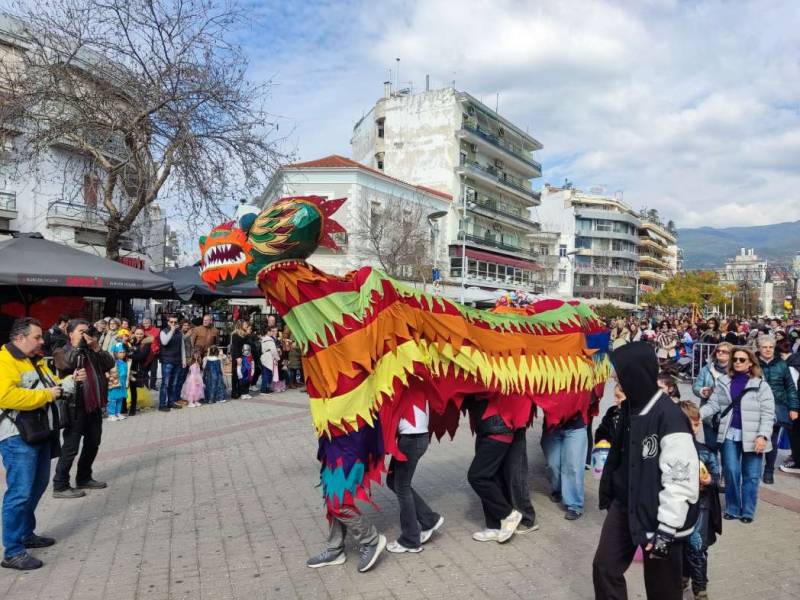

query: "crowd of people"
left=2, top=310, right=799, bottom=600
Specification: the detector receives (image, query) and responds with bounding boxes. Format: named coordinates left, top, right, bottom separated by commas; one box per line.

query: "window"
left=468, top=259, right=478, bottom=278
left=478, top=261, right=488, bottom=278
left=539, top=245, right=549, bottom=255
left=559, top=268, right=567, bottom=283
left=488, top=263, right=497, bottom=279
left=375, top=152, right=385, bottom=171
left=575, top=237, right=592, bottom=250
left=83, top=175, right=99, bottom=208
left=450, top=257, right=462, bottom=278
left=376, top=117, right=385, bottom=138
left=595, top=220, right=613, bottom=232
left=559, top=244, right=567, bottom=258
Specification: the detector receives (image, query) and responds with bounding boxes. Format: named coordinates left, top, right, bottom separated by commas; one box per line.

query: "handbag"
left=0, top=357, right=61, bottom=444
left=711, top=385, right=757, bottom=432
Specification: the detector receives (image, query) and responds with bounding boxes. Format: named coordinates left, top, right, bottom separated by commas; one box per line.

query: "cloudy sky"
left=240, top=0, right=800, bottom=229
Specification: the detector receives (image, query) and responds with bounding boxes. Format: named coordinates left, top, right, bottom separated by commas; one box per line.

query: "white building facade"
left=351, top=85, right=558, bottom=296
left=539, top=185, right=641, bottom=305
left=259, top=155, right=452, bottom=286
left=720, top=248, right=771, bottom=315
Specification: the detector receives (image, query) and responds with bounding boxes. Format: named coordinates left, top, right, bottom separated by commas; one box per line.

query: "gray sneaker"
left=52, top=487, right=86, bottom=499
left=357, top=534, right=386, bottom=573
left=306, top=548, right=346, bottom=568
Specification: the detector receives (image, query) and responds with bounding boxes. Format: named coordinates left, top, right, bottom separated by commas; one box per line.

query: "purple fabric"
left=317, top=420, right=385, bottom=474
left=729, top=372, right=748, bottom=430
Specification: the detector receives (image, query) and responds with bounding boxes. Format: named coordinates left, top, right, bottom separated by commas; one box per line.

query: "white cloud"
left=246, top=0, right=800, bottom=228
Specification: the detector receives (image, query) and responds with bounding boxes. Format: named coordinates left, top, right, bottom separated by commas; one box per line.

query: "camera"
left=77, top=325, right=100, bottom=349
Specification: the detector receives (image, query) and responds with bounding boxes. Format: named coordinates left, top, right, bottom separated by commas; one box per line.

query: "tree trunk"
left=105, top=226, right=122, bottom=262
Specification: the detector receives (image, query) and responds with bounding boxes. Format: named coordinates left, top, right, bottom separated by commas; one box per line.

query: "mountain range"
left=677, top=220, right=800, bottom=270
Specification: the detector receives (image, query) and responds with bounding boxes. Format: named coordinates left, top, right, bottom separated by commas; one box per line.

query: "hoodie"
left=599, top=342, right=699, bottom=544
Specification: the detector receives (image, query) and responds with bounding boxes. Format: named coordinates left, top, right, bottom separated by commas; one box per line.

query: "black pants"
left=127, top=386, right=138, bottom=416
left=790, top=419, right=800, bottom=463
left=53, top=407, right=103, bottom=490
left=505, top=429, right=536, bottom=526
left=592, top=501, right=684, bottom=600
left=230, top=362, right=241, bottom=398
left=146, top=361, right=159, bottom=390
left=387, top=433, right=440, bottom=548
left=764, top=423, right=782, bottom=476
left=467, top=435, right=514, bottom=529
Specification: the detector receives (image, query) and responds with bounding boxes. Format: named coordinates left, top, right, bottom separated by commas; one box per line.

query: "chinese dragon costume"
left=199, top=196, right=610, bottom=514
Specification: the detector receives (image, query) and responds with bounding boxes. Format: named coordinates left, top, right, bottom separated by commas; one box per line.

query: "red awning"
left=451, top=246, right=542, bottom=270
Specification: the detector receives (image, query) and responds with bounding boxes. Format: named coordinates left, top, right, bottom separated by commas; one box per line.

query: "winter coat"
left=260, top=336, right=279, bottom=370
left=699, top=375, right=775, bottom=453
left=758, top=357, right=799, bottom=414
left=594, top=404, right=622, bottom=445
left=692, top=360, right=726, bottom=400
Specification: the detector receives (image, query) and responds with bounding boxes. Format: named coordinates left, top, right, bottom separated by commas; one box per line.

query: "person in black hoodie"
left=778, top=341, right=800, bottom=474
left=592, top=342, right=699, bottom=600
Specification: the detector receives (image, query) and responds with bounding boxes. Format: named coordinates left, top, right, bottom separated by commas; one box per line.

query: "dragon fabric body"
left=200, top=196, right=610, bottom=514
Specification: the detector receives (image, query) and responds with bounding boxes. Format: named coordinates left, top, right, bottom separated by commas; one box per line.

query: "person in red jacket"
left=141, top=317, right=160, bottom=390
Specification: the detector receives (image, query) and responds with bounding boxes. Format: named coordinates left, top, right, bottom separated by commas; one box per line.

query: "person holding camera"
left=0, top=317, right=65, bottom=570
left=158, top=315, right=185, bottom=412
left=52, top=319, right=115, bottom=498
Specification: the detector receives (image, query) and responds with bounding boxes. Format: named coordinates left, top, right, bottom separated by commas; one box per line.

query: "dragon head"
left=199, top=195, right=346, bottom=288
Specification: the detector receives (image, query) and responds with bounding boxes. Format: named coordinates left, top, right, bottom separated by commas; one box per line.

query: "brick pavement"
left=0, top=388, right=799, bottom=600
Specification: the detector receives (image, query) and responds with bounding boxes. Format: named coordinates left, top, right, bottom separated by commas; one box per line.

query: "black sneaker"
left=76, top=479, right=107, bottom=490
left=564, top=510, right=582, bottom=521
left=157, top=407, right=171, bottom=412
left=740, top=517, right=753, bottom=524
left=1, top=553, right=43, bottom=570
left=357, top=534, right=386, bottom=573
left=52, top=487, right=86, bottom=499
left=549, top=491, right=562, bottom=504
left=169, top=403, right=183, bottom=409
left=23, top=535, right=56, bottom=549
left=762, top=472, right=774, bottom=485
left=306, top=548, right=346, bottom=568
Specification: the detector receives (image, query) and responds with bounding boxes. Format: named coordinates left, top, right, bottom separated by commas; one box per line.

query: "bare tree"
left=0, top=0, right=286, bottom=260
left=355, top=193, right=435, bottom=285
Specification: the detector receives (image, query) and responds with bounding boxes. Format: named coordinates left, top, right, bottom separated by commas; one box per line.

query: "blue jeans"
left=159, top=362, right=181, bottom=408
left=176, top=366, right=189, bottom=400
left=541, top=426, right=587, bottom=513
left=260, top=368, right=272, bottom=393
left=107, top=395, right=124, bottom=417
left=0, top=435, right=51, bottom=559
left=721, top=438, right=762, bottom=519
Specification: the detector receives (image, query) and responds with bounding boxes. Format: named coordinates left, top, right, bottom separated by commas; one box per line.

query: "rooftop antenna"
left=495, top=93, right=499, bottom=112
left=395, top=58, right=400, bottom=91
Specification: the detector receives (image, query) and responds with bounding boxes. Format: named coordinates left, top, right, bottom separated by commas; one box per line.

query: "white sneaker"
left=386, top=540, right=422, bottom=554
left=420, top=516, right=444, bottom=544
left=241, top=394, right=252, bottom=399
left=117, top=414, right=127, bottom=420
left=472, top=529, right=500, bottom=542
left=108, top=415, right=118, bottom=422
left=219, top=399, right=228, bottom=403
left=498, top=509, right=523, bottom=543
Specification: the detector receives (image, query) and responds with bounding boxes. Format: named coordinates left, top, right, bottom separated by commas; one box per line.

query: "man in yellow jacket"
left=0, top=317, right=64, bottom=571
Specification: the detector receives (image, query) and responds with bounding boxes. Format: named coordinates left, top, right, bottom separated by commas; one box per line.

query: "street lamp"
left=426, top=210, right=448, bottom=281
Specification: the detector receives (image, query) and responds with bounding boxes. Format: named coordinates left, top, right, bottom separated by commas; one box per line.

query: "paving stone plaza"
left=1, top=386, right=799, bottom=600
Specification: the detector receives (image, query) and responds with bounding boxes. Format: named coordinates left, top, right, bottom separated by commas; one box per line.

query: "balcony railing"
left=461, top=122, right=542, bottom=172
left=457, top=231, right=542, bottom=259
left=0, top=191, right=16, bottom=211
left=468, top=194, right=536, bottom=229
left=574, top=265, right=640, bottom=277
left=47, top=200, right=110, bottom=226
left=458, top=158, right=539, bottom=201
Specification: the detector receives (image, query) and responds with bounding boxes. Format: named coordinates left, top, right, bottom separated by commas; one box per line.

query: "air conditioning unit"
left=469, top=143, right=477, bottom=153
left=494, top=159, right=504, bottom=168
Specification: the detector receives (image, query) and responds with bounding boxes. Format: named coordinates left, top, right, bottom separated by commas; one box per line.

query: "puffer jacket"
left=700, top=375, right=775, bottom=453
left=692, top=360, right=726, bottom=400
left=758, top=357, right=799, bottom=411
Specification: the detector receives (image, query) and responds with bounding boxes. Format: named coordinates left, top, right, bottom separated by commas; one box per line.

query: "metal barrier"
left=691, top=343, right=718, bottom=381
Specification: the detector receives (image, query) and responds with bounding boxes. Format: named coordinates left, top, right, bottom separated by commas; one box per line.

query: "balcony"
left=574, top=207, right=640, bottom=228
left=576, top=229, right=641, bottom=244
left=456, top=158, right=540, bottom=205
left=639, top=253, right=670, bottom=268
left=574, top=265, right=639, bottom=278
left=573, top=284, right=636, bottom=298
left=0, top=191, right=17, bottom=219
left=574, top=248, right=639, bottom=263
left=47, top=200, right=110, bottom=232
left=639, top=269, right=669, bottom=283
left=466, top=192, right=538, bottom=232
left=457, top=231, right=539, bottom=260
left=459, top=122, right=542, bottom=177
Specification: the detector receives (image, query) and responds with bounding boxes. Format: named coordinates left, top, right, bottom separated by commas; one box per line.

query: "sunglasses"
left=168, top=320, right=178, bottom=324
left=716, top=350, right=730, bottom=355
left=732, top=356, right=750, bottom=364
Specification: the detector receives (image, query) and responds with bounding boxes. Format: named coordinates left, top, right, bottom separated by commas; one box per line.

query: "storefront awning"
left=453, top=247, right=542, bottom=270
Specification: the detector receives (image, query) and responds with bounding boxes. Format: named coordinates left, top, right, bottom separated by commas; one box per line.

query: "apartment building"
left=637, top=212, right=678, bottom=295
left=720, top=248, right=772, bottom=315
left=0, top=14, right=169, bottom=270
left=259, top=155, right=451, bottom=282
left=351, top=85, right=557, bottom=295
left=539, top=185, right=640, bottom=305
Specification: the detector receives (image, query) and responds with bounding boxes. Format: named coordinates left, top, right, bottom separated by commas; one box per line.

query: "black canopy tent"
left=162, top=266, right=261, bottom=302
left=0, top=234, right=175, bottom=310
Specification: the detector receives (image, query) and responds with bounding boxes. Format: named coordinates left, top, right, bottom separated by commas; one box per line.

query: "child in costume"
left=107, top=343, right=130, bottom=422
left=202, top=345, right=227, bottom=404
left=182, top=351, right=205, bottom=407
left=679, top=401, right=722, bottom=600
left=238, top=344, right=254, bottom=399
